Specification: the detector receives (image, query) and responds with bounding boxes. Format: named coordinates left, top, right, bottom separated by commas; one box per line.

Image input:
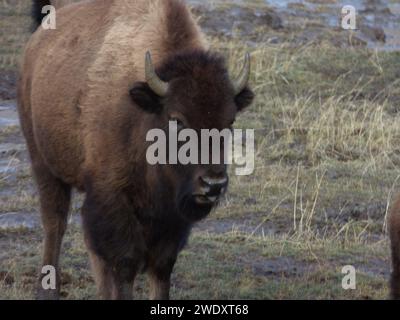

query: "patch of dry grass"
left=0, top=0, right=30, bottom=70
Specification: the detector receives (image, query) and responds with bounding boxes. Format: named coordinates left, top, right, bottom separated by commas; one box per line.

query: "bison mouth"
left=177, top=193, right=217, bottom=222
left=192, top=180, right=226, bottom=206
left=176, top=180, right=227, bottom=222
left=193, top=194, right=220, bottom=205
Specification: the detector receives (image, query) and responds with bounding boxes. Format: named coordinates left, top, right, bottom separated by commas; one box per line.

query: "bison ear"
left=235, top=87, right=254, bottom=112
left=129, top=82, right=163, bottom=114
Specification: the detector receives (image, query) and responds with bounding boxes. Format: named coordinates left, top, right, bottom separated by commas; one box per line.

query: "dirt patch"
left=356, top=257, right=390, bottom=278
left=194, top=213, right=277, bottom=236
left=324, top=201, right=387, bottom=225
left=248, top=256, right=317, bottom=278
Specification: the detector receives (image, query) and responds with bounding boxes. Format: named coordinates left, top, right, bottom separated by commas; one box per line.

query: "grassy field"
left=0, top=0, right=399, bottom=299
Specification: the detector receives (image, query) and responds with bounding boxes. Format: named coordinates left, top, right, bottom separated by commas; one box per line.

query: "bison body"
left=389, top=196, right=400, bottom=299
left=19, top=0, right=253, bottom=299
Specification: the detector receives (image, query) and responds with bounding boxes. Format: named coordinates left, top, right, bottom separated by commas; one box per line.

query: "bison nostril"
left=200, top=176, right=228, bottom=188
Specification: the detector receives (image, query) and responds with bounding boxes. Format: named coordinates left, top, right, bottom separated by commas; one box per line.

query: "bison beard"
left=177, top=181, right=215, bottom=222
left=81, top=171, right=209, bottom=269
left=81, top=173, right=200, bottom=300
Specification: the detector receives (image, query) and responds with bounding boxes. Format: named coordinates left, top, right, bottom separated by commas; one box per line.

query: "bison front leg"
left=87, top=249, right=115, bottom=300
left=87, top=249, right=137, bottom=300
left=82, top=189, right=144, bottom=300
left=148, top=271, right=171, bottom=300
left=148, top=255, right=177, bottom=300
left=110, top=259, right=138, bottom=300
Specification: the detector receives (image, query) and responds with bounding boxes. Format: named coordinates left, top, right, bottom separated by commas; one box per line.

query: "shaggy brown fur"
left=19, top=0, right=254, bottom=300
left=389, top=195, right=400, bottom=299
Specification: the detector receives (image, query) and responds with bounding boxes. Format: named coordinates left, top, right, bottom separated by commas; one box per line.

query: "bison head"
left=130, top=50, right=254, bottom=221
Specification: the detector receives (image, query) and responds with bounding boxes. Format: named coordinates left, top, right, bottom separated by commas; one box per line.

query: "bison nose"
left=200, top=175, right=228, bottom=196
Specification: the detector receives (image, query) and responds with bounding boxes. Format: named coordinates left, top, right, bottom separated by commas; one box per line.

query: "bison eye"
left=169, top=117, right=185, bottom=131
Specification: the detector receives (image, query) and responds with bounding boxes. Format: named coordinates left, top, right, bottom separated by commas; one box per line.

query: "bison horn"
left=232, top=52, right=251, bottom=95
left=145, top=51, right=168, bottom=97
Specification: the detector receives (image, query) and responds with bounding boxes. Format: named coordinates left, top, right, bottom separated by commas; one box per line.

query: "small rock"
left=361, top=26, right=386, bottom=43
left=373, top=27, right=386, bottom=42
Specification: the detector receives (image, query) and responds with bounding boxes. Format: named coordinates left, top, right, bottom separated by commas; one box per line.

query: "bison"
left=389, top=196, right=400, bottom=299
left=18, top=0, right=254, bottom=299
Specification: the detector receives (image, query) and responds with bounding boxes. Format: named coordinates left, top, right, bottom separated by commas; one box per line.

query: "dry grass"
left=0, top=0, right=31, bottom=70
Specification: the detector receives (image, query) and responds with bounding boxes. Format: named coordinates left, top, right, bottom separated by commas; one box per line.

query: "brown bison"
left=389, top=196, right=400, bottom=299
left=18, top=0, right=254, bottom=299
